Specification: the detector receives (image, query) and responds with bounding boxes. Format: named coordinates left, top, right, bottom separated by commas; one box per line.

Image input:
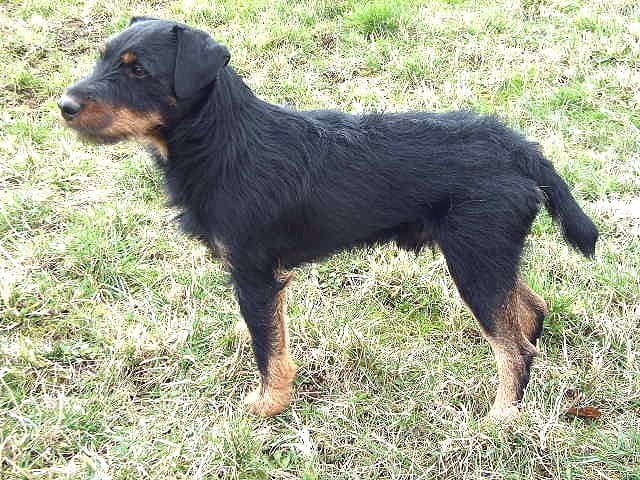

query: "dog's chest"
left=161, top=163, right=219, bottom=242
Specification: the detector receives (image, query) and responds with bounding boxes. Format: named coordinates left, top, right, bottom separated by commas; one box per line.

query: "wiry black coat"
left=61, top=19, right=598, bottom=413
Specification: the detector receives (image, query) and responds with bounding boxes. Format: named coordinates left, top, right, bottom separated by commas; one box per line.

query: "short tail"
left=516, top=144, right=598, bottom=257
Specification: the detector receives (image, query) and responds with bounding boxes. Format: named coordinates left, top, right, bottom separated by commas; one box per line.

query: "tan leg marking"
left=480, top=281, right=542, bottom=419
left=244, top=275, right=297, bottom=417
left=514, top=279, right=548, bottom=344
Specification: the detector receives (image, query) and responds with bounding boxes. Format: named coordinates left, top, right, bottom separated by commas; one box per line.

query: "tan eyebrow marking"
left=121, top=51, right=137, bottom=64
left=98, top=44, right=106, bottom=56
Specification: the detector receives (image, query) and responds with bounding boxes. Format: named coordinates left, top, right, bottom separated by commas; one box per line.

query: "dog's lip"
left=60, top=116, right=117, bottom=143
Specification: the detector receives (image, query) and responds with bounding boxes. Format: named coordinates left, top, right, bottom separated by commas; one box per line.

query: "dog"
left=59, top=17, right=598, bottom=419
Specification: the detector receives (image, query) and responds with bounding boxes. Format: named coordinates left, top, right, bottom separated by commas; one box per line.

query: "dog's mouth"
left=62, top=107, right=119, bottom=144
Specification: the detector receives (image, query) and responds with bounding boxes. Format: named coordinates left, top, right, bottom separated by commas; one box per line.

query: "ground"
left=1, top=0, right=639, bottom=478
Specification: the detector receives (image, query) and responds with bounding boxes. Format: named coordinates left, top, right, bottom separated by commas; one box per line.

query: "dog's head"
left=58, top=17, right=230, bottom=145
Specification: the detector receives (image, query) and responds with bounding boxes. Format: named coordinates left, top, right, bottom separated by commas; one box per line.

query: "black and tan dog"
left=59, top=17, right=598, bottom=419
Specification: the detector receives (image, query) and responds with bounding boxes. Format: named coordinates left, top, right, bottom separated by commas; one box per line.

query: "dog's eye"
left=131, top=63, right=148, bottom=78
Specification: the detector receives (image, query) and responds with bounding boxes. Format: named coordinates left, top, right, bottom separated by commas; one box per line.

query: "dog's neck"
left=157, top=66, right=310, bottom=174
left=153, top=67, right=269, bottom=209
left=149, top=66, right=322, bottom=243
left=160, top=68, right=256, bottom=161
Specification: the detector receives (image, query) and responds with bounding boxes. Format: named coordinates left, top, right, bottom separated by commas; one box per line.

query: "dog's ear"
left=129, top=16, right=158, bottom=26
left=173, top=25, right=230, bottom=99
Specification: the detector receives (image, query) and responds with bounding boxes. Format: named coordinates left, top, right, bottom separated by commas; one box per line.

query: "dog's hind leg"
left=434, top=195, right=541, bottom=419
left=232, top=267, right=297, bottom=417
left=481, top=285, right=541, bottom=419
left=514, top=278, right=548, bottom=346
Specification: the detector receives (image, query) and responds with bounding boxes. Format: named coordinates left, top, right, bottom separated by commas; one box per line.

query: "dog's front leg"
left=232, top=267, right=296, bottom=416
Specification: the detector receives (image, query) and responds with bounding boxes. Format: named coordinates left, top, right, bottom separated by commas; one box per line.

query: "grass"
left=1, top=0, right=639, bottom=478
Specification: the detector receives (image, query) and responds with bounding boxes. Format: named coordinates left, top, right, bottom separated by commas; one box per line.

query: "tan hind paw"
left=244, top=382, right=293, bottom=417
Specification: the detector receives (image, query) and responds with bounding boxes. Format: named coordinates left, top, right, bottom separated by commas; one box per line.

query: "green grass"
left=1, top=0, right=640, bottom=478
left=347, top=0, right=412, bottom=38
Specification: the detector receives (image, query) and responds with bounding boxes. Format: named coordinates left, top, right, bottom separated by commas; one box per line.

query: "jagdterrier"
left=59, top=17, right=598, bottom=419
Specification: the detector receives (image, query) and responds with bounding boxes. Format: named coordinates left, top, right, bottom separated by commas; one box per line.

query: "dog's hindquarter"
left=220, top=105, right=589, bottom=418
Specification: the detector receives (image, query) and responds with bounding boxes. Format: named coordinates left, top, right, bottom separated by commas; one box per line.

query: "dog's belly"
left=276, top=212, right=438, bottom=268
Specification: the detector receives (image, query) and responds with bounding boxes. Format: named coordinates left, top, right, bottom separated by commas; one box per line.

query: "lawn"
left=1, top=0, right=639, bottom=478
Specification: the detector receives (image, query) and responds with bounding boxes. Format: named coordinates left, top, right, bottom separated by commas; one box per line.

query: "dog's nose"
left=57, top=95, right=83, bottom=120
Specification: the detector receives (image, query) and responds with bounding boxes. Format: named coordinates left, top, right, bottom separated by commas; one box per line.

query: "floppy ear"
left=173, top=25, right=231, bottom=99
left=129, top=16, right=158, bottom=26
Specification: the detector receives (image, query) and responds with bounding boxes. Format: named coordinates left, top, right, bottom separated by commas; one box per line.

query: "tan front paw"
left=244, top=382, right=293, bottom=417
left=233, top=320, right=251, bottom=343
left=488, top=403, right=521, bottom=422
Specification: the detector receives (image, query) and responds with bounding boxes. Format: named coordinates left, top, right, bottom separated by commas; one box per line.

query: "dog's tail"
left=516, top=144, right=598, bottom=258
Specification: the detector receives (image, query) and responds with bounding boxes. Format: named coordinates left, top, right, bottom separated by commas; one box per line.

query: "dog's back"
left=252, top=107, right=595, bottom=266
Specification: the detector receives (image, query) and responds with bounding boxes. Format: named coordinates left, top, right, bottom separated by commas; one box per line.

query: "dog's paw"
left=488, top=404, right=521, bottom=423
left=244, top=382, right=293, bottom=417
left=233, top=320, right=251, bottom=343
